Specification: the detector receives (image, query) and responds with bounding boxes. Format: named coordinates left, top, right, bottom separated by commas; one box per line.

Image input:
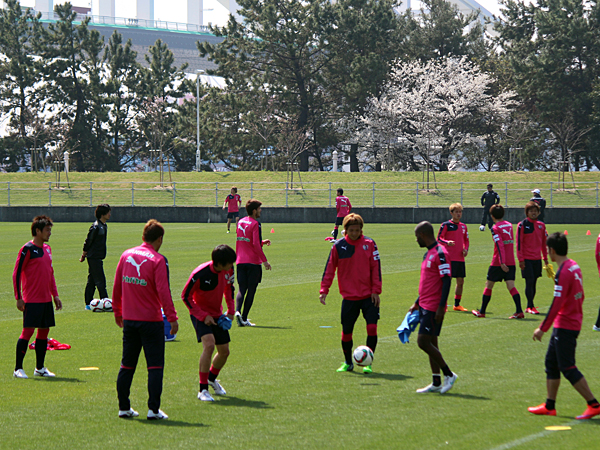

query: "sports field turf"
left=1, top=221, right=599, bottom=449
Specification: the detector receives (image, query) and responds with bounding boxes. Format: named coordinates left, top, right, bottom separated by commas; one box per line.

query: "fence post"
left=596, top=182, right=598, bottom=208
left=372, top=182, right=376, bottom=207
left=550, top=182, right=553, bottom=207
left=173, top=182, right=176, bottom=207
left=285, top=182, right=289, bottom=207
left=89, top=182, right=93, bottom=207
left=505, top=182, right=508, bottom=207
left=416, top=181, right=419, bottom=207
left=329, top=182, right=332, bottom=207
left=460, top=182, right=463, bottom=205
left=250, top=182, right=253, bottom=199
left=215, top=182, right=219, bottom=207
left=48, top=181, right=52, bottom=206
left=7, top=181, right=10, bottom=206
left=131, top=182, right=134, bottom=206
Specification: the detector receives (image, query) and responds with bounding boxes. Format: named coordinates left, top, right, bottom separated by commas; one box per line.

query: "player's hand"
left=501, top=263, right=509, bottom=273
left=371, top=293, right=380, bottom=307
left=204, top=315, right=216, bottom=326
left=115, top=316, right=124, bottom=328
left=408, top=302, right=418, bottom=313
left=319, top=293, right=327, bottom=305
left=222, top=206, right=226, bottom=210
left=79, top=254, right=86, bottom=262
left=227, top=314, right=234, bottom=321
left=169, top=320, right=179, bottom=335
left=53, top=296, right=62, bottom=311
left=263, top=261, right=272, bottom=270
left=447, top=240, right=455, bottom=247
left=435, top=306, right=445, bottom=324
left=16, top=299, right=25, bottom=312
left=463, top=249, right=468, bottom=257
left=262, top=239, right=271, bottom=246
left=544, top=259, right=548, bottom=266
left=533, top=328, right=544, bottom=342
left=519, top=261, right=525, bottom=270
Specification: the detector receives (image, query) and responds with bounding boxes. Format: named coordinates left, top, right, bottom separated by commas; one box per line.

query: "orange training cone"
left=587, top=230, right=591, bottom=235
left=271, top=228, right=274, bottom=233
left=564, top=230, right=568, bottom=235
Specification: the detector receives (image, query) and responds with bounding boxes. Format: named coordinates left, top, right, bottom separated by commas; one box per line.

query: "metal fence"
left=1, top=181, right=599, bottom=208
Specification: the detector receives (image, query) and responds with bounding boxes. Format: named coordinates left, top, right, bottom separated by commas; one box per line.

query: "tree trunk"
left=349, top=143, right=359, bottom=172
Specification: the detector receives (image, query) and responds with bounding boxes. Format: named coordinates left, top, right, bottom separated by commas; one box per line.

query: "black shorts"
left=340, top=298, right=379, bottom=334
left=418, top=307, right=443, bottom=336
left=23, top=302, right=55, bottom=329
left=521, top=259, right=542, bottom=279
left=451, top=261, right=466, bottom=278
left=487, top=265, right=516, bottom=282
left=545, top=328, right=579, bottom=377
left=191, top=315, right=231, bottom=345
left=227, top=211, right=239, bottom=220
left=335, top=216, right=344, bottom=226
left=237, top=263, right=262, bottom=287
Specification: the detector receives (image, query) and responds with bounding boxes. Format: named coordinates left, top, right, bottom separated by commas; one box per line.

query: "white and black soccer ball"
left=479, top=225, right=485, bottom=231
left=90, top=299, right=104, bottom=312
left=102, top=298, right=113, bottom=312
left=352, top=345, right=374, bottom=367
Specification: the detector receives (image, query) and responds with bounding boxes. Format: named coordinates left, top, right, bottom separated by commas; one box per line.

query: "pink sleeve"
left=50, top=261, right=58, bottom=297
left=464, top=226, right=470, bottom=251
left=335, top=197, right=340, bottom=213
left=112, top=257, right=124, bottom=318
left=492, top=226, right=506, bottom=264
left=253, top=223, right=267, bottom=263
left=596, top=236, right=600, bottom=272
left=156, top=257, right=178, bottom=322
left=370, top=240, right=382, bottom=295
left=320, top=246, right=338, bottom=295
left=541, top=224, right=548, bottom=260
left=347, top=198, right=352, bottom=212
left=437, top=223, right=449, bottom=245
left=540, top=273, right=567, bottom=333
left=13, top=246, right=28, bottom=300
left=516, top=222, right=524, bottom=262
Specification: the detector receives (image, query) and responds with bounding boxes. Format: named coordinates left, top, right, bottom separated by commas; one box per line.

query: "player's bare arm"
left=262, top=239, right=271, bottom=246
left=447, top=240, right=456, bottom=246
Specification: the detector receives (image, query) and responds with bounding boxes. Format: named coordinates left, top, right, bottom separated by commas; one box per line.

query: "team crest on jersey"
left=363, top=244, right=369, bottom=251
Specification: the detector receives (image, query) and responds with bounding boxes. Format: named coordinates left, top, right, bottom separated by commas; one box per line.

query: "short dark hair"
left=490, top=204, right=504, bottom=219
left=231, top=186, right=237, bottom=193
left=142, top=219, right=164, bottom=243
left=95, top=204, right=111, bottom=219
left=212, top=244, right=236, bottom=267
left=487, top=183, right=493, bottom=188
left=31, top=215, right=53, bottom=236
left=547, top=232, right=568, bottom=256
left=337, top=188, right=343, bottom=195
left=524, top=201, right=540, bottom=215
left=246, top=199, right=262, bottom=216
left=415, top=221, right=434, bottom=238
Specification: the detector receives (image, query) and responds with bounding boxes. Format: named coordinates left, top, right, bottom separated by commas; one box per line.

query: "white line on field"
left=488, top=420, right=579, bottom=450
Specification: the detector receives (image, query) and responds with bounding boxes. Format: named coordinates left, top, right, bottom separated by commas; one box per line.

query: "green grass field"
left=1, top=221, right=600, bottom=449
left=1, top=171, right=599, bottom=208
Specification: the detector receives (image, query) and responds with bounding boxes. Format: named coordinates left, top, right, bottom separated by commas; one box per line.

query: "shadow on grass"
left=33, top=377, right=85, bottom=383
left=138, top=420, right=207, bottom=428
left=212, top=396, right=273, bottom=409
left=252, top=326, right=292, bottom=330
left=351, top=372, right=413, bottom=381
left=444, top=393, right=490, bottom=401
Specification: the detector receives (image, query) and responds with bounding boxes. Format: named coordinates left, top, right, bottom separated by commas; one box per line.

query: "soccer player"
left=320, top=213, right=381, bottom=374
left=480, top=183, right=500, bottom=230
left=235, top=199, right=271, bottom=327
left=517, top=201, right=548, bottom=315
left=182, top=245, right=236, bottom=402
left=437, top=203, right=470, bottom=311
left=113, top=219, right=179, bottom=420
left=594, top=233, right=600, bottom=332
left=472, top=205, right=524, bottom=319
left=332, top=188, right=352, bottom=239
left=528, top=232, right=600, bottom=420
left=409, top=222, right=457, bottom=393
left=222, top=186, right=242, bottom=233
left=12, top=215, right=62, bottom=379
left=80, top=204, right=111, bottom=310
left=530, top=189, right=546, bottom=223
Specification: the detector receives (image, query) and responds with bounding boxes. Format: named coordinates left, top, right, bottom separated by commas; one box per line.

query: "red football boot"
left=528, top=404, right=556, bottom=416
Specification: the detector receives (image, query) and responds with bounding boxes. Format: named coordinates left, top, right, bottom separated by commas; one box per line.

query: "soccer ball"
left=479, top=225, right=485, bottom=231
left=352, top=346, right=374, bottom=367
left=102, top=298, right=113, bottom=312
left=90, top=299, right=104, bottom=312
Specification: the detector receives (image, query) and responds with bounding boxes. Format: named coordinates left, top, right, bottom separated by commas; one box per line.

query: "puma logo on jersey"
left=126, top=256, right=147, bottom=277
left=238, top=222, right=248, bottom=236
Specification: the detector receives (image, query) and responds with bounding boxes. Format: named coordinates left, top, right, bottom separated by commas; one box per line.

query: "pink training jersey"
left=236, top=216, right=267, bottom=265
left=336, top=196, right=352, bottom=218
left=225, top=194, right=241, bottom=213
left=437, top=220, right=469, bottom=262
left=418, top=243, right=451, bottom=312
left=320, top=234, right=382, bottom=300
left=517, top=218, right=548, bottom=262
left=13, top=241, right=58, bottom=304
left=540, top=259, right=584, bottom=332
left=490, top=220, right=516, bottom=266
left=595, top=234, right=600, bottom=277
left=181, top=261, right=235, bottom=322
left=112, top=242, right=178, bottom=323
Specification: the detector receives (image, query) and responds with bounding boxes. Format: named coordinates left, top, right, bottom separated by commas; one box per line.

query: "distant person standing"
left=80, top=204, right=111, bottom=310
left=528, top=232, right=600, bottom=420
left=12, top=215, right=62, bottom=379
left=222, top=186, right=242, bottom=234
left=480, top=184, right=500, bottom=230
left=530, top=189, right=547, bottom=223
left=332, top=188, right=352, bottom=239
left=235, top=199, right=271, bottom=327
left=112, top=219, right=179, bottom=420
